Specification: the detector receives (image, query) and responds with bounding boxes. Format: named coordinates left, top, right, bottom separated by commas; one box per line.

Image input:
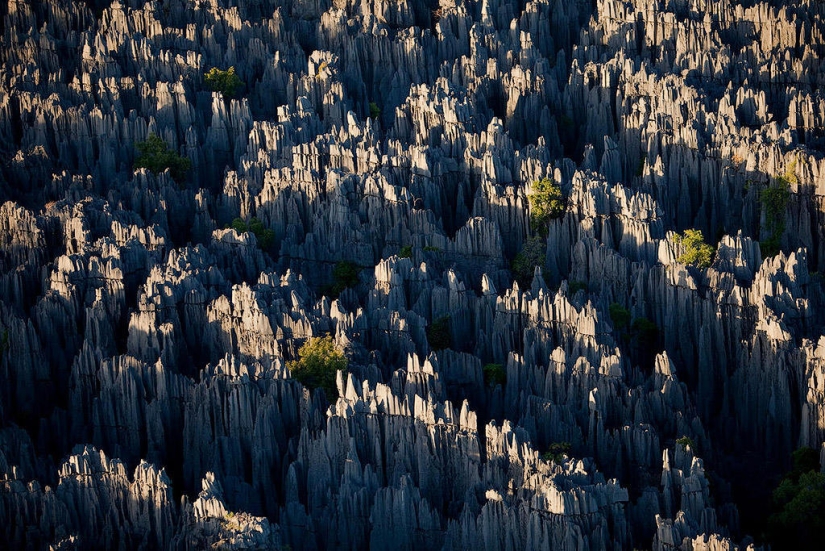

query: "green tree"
left=0, top=330, right=8, bottom=361
left=287, top=336, right=348, bottom=399
left=675, top=229, right=714, bottom=268
left=483, top=363, right=506, bottom=387
left=512, top=236, right=546, bottom=288
left=230, top=217, right=274, bottom=250
left=528, top=177, right=565, bottom=236
left=676, top=436, right=695, bottom=450
left=248, top=217, right=275, bottom=250
left=759, top=163, right=794, bottom=257
left=427, top=316, right=452, bottom=351
left=542, top=442, right=572, bottom=463
left=399, top=245, right=412, bottom=258
left=768, top=447, right=825, bottom=549
left=134, top=134, right=191, bottom=183
left=369, top=102, right=381, bottom=120
left=205, top=66, right=244, bottom=98
left=630, top=316, right=660, bottom=370
left=609, top=303, right=631, bottom=332
left=231, top=218, right=247, bottom=233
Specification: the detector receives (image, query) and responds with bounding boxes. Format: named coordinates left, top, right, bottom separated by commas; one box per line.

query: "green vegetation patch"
left=483, top=363, right=506, bottom=387
left=369, top=102, right=381, bottom=120
left=287, top=335, right=348, bottom=399
left=230, top=217, right=275, bottom=250
left=676, top=436, right=695, bottom=450
left=427, top=316, right=452, bottom=351
left=542, top=442, right=572, bottom=463
left=759, top=162, right=794, bottom=258
left=675, top=229, right=714, bottom=268
left=609, top=303, right=631, bottom=332
left=134, top=134, right=191, bottom=183
left=512, top=236, right=546, bottom=288
left=205, top=66, right=244, bottom=98
left=528, top=177, right=565, bottom=237
left=767, top=447, right=825, bottom=549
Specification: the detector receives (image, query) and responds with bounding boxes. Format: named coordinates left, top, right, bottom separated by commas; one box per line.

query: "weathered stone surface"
left=2, top=0, right=825, bottom=548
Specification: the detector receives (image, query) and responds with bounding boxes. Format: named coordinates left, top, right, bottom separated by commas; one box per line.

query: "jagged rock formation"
left=1, top=0, right=824, bottom=549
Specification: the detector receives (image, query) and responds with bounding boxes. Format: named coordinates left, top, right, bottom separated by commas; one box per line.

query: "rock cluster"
left=1, top=0, right=824, bottom=549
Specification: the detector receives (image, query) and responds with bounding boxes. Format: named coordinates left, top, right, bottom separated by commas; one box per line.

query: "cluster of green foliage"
left=0, top=330, right=9, bottom=360
left=231, top=217, right=275, bottom=250
left=322, top=261, right=361, bottom=298
left=369, top=102, right=381, bottom=120
left=759, top=162, right=795, bottom=257
left=512, top=236, right=546, bottom=287
left=767, top=447, right=825, bottom=549
left=630, top=316, right=660, bottom=370
left=609, top=303, right=631, bottom=332
left=423, top=246, right=441, bottom=252
left=427, top=316, right=452, bottom=351
left=676, top=435, right=695, bottom=450
left=287, top=336, right=348, bottom=399
left=483, top=363, right=506, bottom=388
left=399, top=245, right=412, bottom=258
left=631, top=317, right=659, bottom=349
left=205, top=66, right=244, bottom=98
left=609, top=303, right=660, bottom=369
left=675, top=229, right=714, bottom=268
left=568, top=280, right=588, bottom=295
left=542, top=442, right=572, bottom=463
left=134, top=134, right=191, bottom=183
left=528, top=177, right=565, bottom=236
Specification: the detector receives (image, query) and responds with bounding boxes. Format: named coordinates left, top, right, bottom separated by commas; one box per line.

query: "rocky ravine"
left=1, top=0, right=825, bottom=549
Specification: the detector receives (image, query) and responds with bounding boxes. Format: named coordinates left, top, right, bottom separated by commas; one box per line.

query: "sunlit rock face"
left=1, top=0, right=824, bottom=549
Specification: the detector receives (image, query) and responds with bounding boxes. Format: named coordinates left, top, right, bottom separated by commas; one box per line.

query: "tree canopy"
left=287, top=336, right=348, bottom=399
left=133, top=134, right=191, bottom=183
left=205, top=66, right=244, bottom=98
left=528, top=177, right=565, bottom=236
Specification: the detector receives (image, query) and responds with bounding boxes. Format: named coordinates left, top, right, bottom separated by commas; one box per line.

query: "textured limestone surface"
left=1, top=0, right=824, bottom=549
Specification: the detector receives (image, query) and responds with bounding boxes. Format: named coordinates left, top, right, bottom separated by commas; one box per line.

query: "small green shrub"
left=675, top=229, right=714, bottom=268
left=423, top=246, right=441, bottom=252
left=399, top=245, right=412, bottom=258
left=542, top=442, right=572, bottom=463
left=427, top=316, right=452, bottom=351
left=629, top=317, right=660, bottom=370
left=369, top=102, right=381, bottom=120
left=287, top=335, right=348, bottom=399
left=134, top=134, right=191, bottom=183
left=568, top=280, right=587, bottom=295
left=205, top=66, right=244, bottom=98
left=609, top=303, right=631, bottom=332
left=322, top=261, right=361, bottom=298
left=528, top=177, right=565, bottom=236
left=512, top=236, right=546, bottom=287
left=631, top=317, right=659, bottom=349
left=230, top=217, right=274, bottom=250
left=332, top=260, right=361, bottom=291
left=676, top=436, right=695, bottom=450
left=0, top=330, right=8, bottom=360
left=483, top=363, right=506, bottom=387
left=248, top=218, right=275, bottom=250
left=759, top=165, right=793, bottom=258
left=768, top=447, right=825, bottom=549
left=231, top=218, right=247, bottom=233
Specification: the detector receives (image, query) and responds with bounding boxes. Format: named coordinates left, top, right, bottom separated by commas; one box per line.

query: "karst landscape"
left=1, top=0, right=825, bottom=549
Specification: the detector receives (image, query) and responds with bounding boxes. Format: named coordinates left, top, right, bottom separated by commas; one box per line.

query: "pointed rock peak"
left=654, top=352, right=674, bottom=377
left=481, top=273, right=497, bottom=295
